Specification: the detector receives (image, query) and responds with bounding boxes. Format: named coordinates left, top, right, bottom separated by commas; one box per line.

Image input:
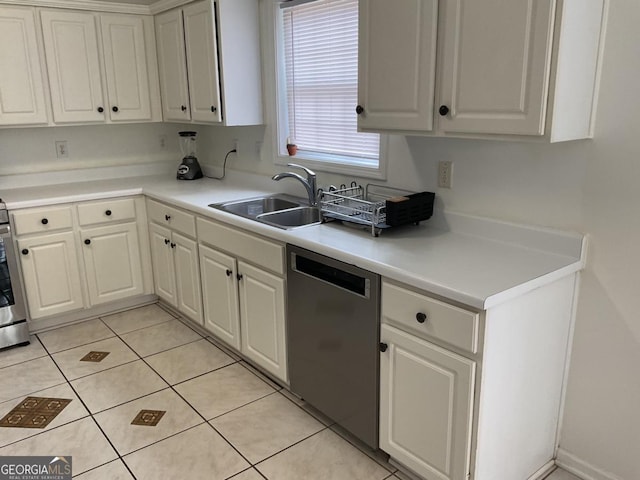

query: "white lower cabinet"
left=200, top=244, right=240, bottom=350
left=17, top=231, right=84, bottom=319
left=380, top=324, right=475, bottom=480
left=13, top=197, right=152, bottom=321
left=147, top=199, right=202, bottom=324
left=380, top=276, right=578, bottom=480
left=80, top=222, right=144, bottom=306
left=197, top=217, right=287, bottom=382
left=148, top=222, right=202, bottom=324
left=238, top=261, right=286, bottom=381
left=172, top=232, right=202, bottom=323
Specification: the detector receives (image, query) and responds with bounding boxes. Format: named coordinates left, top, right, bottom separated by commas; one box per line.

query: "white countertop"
left=2, top=172, right=585, bottom=310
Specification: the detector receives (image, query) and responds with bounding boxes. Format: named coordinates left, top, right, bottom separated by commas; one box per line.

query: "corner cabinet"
left=0, top=6, right=48, bottom=126
left=358, top=0, right=607, bottom=141
left=12, top=197, right=152, bottom=321
left=154, top=0, right=263, bottom=126
left=198, top=217, right=287, bottom=383
left=379, top=275, right=578, bottom=480
left=40, top=9, right=161, bottom=124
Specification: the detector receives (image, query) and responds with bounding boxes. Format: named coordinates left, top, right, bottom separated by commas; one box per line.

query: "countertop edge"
left=3, top=176, right=585, bottom=311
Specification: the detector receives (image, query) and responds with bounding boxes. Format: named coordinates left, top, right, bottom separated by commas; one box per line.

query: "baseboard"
left=556, top=448, right=624, bottom=480
left=529, top=460, right=556, bottom=480
left=29, top=295, right=158, bottom=334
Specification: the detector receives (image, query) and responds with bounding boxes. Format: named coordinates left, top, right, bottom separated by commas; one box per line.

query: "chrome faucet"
left=272, top=163, right=318, bottom=206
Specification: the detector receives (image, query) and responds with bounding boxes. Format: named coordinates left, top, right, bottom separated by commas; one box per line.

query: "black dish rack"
left=320, top=184, right=435, bottom=236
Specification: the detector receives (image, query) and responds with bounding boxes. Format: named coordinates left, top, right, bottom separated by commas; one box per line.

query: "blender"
left=177, top=131, right=203, bottom=180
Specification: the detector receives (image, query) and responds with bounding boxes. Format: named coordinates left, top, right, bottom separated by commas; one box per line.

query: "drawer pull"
left=105, top=210, right=112, bottom=216
left=165, top=214, right=171, bottom=221
left=84, top=239, right=91, bottom=245
left=226, top=269, right=233, bottom=277
left=41, top=218, right=48, bottom=225
left=416, top=312, right=427, bottom=323
left=21, top=249, right=29, bottom=255
left=379, top=342, right=388, bottom=352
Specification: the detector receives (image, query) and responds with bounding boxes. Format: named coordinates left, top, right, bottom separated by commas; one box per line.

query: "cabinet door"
left=183, top=0, right=222, bottom=123
left=438, top=0, right=555, bottom=135
left=172, top=232, right=203, bottom=324
left=17, top=231, right=84, bottom=319
left=155, top=9, right=191, bottom=122
left=100, top=14, right=152, bottom=122
left=148, top=223, right=176, bottom=306
left=199, top=244, right=240, bottom=349
left=0, top=7, right=48, bottom=126
left=357, top=0, right=438, bottom=131
left=380, top=324, right=475, bottom=480
left=239, top=261, right=287, bottom=382
left=40, top=10, right=105, bottom=123
left=81, top=222, right=144, bottom=306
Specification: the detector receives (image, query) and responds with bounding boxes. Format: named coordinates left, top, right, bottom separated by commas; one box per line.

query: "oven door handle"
left=0, top=225, right=11, bottom=237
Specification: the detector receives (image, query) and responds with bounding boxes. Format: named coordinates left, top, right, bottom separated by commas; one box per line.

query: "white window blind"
left=281, top=0, right=379, bottom=166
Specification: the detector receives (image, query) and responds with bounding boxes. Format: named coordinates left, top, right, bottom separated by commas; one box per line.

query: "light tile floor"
left=0, top=304, right=583, bottom=480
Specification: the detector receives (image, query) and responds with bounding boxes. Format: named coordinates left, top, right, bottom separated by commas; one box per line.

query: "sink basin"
left=210, top=195, right=321, bottom=229
left=258, top=206, right=322, bottom=228
left=210, top=195, right=301, bottom=218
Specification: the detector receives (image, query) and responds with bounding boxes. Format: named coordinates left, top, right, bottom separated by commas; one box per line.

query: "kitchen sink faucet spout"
left=272, top=163, right=317, bottom=206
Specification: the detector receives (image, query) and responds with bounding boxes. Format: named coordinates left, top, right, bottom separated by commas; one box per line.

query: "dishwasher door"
left=287, top=245, right=380, bottom=449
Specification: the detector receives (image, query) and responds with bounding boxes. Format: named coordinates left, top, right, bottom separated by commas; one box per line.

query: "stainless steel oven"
left=0, top=201, right=28, bottom=349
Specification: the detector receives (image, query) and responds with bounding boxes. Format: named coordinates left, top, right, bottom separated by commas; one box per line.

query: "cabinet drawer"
left=12, top=205, right=73, bottom=235
left=197, top=217, right=284, bottom=275
left=147, top=199, right=196, bottom=238
left=381, top=281, right=479, bottom=354
left=78, top=198, right=136, bottom=226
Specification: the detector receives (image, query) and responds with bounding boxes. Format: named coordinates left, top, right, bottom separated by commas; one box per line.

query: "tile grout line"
left=4, top=309, right=394, bottom=478
left=107, top=320, right=260, bottom=468
left=30, top=333, right=140, bottom=480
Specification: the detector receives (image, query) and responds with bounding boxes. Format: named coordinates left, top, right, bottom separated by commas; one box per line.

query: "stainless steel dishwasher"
left=287, top=244, right=380, bottom=449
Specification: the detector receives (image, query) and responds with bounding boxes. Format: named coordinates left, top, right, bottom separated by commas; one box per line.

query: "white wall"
left=0, top=0, right=636, bottom=478
left=0, top=123, right=184, bottom=178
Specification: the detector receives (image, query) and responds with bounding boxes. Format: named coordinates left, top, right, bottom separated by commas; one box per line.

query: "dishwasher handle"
left=291, top=252, right=370, bottom=298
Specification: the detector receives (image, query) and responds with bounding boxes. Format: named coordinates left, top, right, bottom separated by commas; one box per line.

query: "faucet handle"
left=286, top=163, right=316, bottom=178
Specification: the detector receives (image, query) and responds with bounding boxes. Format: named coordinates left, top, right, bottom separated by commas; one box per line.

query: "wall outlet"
left=233, top=138, right=240, bottom=154
left=438, top=161, right=453, bottom=188
left=55, top=140, right=68, bottom=158
left=159, top=134, right=167, bottom=149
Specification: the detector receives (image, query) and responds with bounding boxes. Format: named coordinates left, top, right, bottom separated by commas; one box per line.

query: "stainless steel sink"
left=257, top=206, right=322, bottom=229
left=210, top=195, right=300, bottom=218
left=210, top=195, right=321, bottom=229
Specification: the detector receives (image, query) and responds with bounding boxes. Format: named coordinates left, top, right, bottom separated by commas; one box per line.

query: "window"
left=276, top=0, right=382, bottom=175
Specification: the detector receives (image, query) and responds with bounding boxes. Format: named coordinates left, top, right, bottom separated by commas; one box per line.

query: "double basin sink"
left=210, top=195, right=322, bottom=229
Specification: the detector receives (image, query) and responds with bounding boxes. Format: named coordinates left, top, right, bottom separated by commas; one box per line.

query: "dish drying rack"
left=319, top=183, right=427, bottom=237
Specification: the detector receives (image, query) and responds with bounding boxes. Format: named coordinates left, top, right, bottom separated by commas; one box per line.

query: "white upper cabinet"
left=183, top=0, right=222, bottom=123
left=358, top=0, right=607, bottom=142
left=0, top=6, right=48, bottom=126
left=99, top=14, right=156, bottom=122
left=438, top=0, right=554, bottom=136
left=155, top=8, right=190, bottom=122
left=154, top=0, right=263, bottom=126
left=357, top=0, right=438, bottom=132
left=41, top=10, right=105, bottom=124
left=41, top=9, right=160, bottom=125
